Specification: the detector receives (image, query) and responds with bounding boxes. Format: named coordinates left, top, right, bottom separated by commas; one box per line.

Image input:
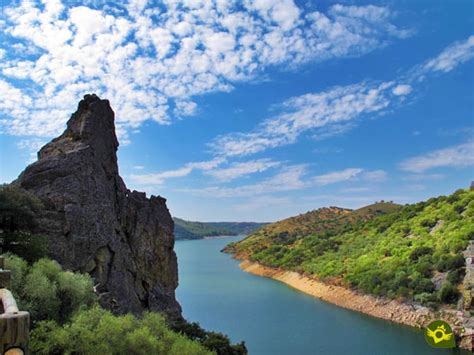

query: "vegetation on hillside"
left=224, top=202, right=400, bottom=257
left=174, top=217, right=265, bottom=240
left=226, top=190, right=473, bottom=307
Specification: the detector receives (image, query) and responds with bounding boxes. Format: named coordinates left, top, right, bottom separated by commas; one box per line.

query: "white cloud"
left=392, top=84, right=412, bottom=96
left=399, top=141, right=474, bottom=173
left=205, top=159, right=281, bottom=182
left=16, top=138, right=47, bottom=163
left=183, top=165, right=308, bottom=197
left=184, top=166, right=368, bottom=198
left=211, top=81, right=398, bottom=157
left=174, top=100, right=197, bottom=117
left=209, top=36, right=474, bottom=159
left=424, top=35, right=474, bottom=73
left=313, top=168, right=363, bottom=186
left=0, top=1, right=409, bottom=140
left=130, top=158, right=224, bottom=185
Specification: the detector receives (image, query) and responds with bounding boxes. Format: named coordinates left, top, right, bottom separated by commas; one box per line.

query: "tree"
left=0, top=185, right=47, bottom=262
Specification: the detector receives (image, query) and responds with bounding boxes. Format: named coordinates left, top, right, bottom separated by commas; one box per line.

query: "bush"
left=0, top=185, right=47, bottom=262
left=447, top=268, right=465, bottom=285
left=409, top=247, right=433, bottom=261
left=4, top=255, right=97, bottom=324
left=438, top=282, right=460, bottom=304
left=414, top=292, right=438, bottom=308
left=436, top=254, right=465, bottom=272
left=172, top=319, right=247, bottom=355
left=30, top=307, right=212, bottom=355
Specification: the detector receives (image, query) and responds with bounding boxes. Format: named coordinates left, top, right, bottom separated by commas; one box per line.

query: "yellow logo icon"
left=424, top=320, right=455, bottom=348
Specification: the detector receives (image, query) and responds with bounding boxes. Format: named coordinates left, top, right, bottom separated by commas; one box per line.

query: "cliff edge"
left=14, top=94, right=181, bottom=318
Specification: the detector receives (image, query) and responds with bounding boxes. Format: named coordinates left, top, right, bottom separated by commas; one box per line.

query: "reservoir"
left=175, top=235, right=467, bottom=355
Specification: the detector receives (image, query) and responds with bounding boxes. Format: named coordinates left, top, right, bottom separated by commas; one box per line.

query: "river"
left=175, top=235, right=467, bottom=355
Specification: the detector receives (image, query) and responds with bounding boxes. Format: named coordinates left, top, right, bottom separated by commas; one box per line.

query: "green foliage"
left=436, top=254, right=465, bottom=272
left=172, top=319, right=247, bottom=355
left=30, top=307, right=213, bottom=355
left=409, top=246, right=433, bottom=261
left=0, top=185, right=48, bottom=262
left=438, top=282, right=460, bottom=304
left=228, top=188, right=473, bottom=307
left=6, top=254, right=243, bottom=354
left=447, top=268, right=465, bottom=284
left=4, top=254, right=97, bottom=324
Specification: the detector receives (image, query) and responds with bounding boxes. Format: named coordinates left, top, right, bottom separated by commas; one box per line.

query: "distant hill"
left=224, top=201, right=400, bottom=258
left=174, top=217, right=266, bottom=240
left=224, top=189, right=474, bottom=308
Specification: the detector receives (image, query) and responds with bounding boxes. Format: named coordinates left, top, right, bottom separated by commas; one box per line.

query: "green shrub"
left=414, top=292, right=438, bottom=308
left=172, top=319, right=247, bottom=355
left=0, top=185, right=48, bottom=262
left=447, top=268, right=465, bottom=285
left=4, top=254, right=97, bottom=324
left=436, top=254, right=465, bottom=272
left=409, top=247, right=433, bottom=261
left=438, top=282, right=460, bottom=304
left=30, top=307, right=212, bottom=355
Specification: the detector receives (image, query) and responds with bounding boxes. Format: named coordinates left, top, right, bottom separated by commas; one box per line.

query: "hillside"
left=224, top=202, right=400, bottom=258
left=174, top=217, right=266, bottom=240
left=225, top=189, right=474, bottom=308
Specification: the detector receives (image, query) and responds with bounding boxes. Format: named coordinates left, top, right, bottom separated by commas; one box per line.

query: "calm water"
left=175, top=235, right=468, bottom=355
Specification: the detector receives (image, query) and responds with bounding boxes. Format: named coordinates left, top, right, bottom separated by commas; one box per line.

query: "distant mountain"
left=174, top=217, right=266, bottom=240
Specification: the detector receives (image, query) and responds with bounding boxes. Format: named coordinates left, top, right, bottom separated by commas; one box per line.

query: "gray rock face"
left=15, top=94, right=181, bottom=318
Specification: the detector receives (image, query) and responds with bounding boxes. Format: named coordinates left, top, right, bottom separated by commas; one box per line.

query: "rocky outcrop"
left=14, top=94, right=181, bottom=318
left=460, top=241, right=474, bottom=349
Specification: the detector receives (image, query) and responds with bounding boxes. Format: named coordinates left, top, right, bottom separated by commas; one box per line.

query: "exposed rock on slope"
left=14, top=94, right=181, bottom=318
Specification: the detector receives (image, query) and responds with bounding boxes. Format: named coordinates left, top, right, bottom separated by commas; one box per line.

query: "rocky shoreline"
left=239, top=260, right=473, bottom=351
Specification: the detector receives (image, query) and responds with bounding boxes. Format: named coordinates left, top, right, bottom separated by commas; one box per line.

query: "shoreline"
left=239, top=259, right=473, bottom=351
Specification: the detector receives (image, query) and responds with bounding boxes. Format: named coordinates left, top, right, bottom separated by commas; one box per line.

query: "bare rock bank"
left=240, top=260, right=473, bottom=351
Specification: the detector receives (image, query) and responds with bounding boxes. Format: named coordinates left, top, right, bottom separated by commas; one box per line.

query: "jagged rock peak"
left=15, top=95, right=181, bottom=319
left=38, top=94, right=118, bottom=169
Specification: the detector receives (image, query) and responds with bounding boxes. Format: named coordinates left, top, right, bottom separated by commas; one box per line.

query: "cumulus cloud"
left=0, top=0, right=409, bottom=140
left=399, top=141, right=474, bottom=173
left=16, top=138, right=47, bottom=162
left=392, top=84, right=412, bottom=96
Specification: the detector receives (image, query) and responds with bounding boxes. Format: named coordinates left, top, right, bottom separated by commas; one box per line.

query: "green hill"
left=224, top=188, right=474, bottom=307
left=224, top=201, right=401, bottom=258
left=174, top=217, right=266, bottom=240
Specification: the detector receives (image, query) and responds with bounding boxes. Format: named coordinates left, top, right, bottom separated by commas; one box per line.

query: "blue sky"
left=0, top=0, right=473, bottom=222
